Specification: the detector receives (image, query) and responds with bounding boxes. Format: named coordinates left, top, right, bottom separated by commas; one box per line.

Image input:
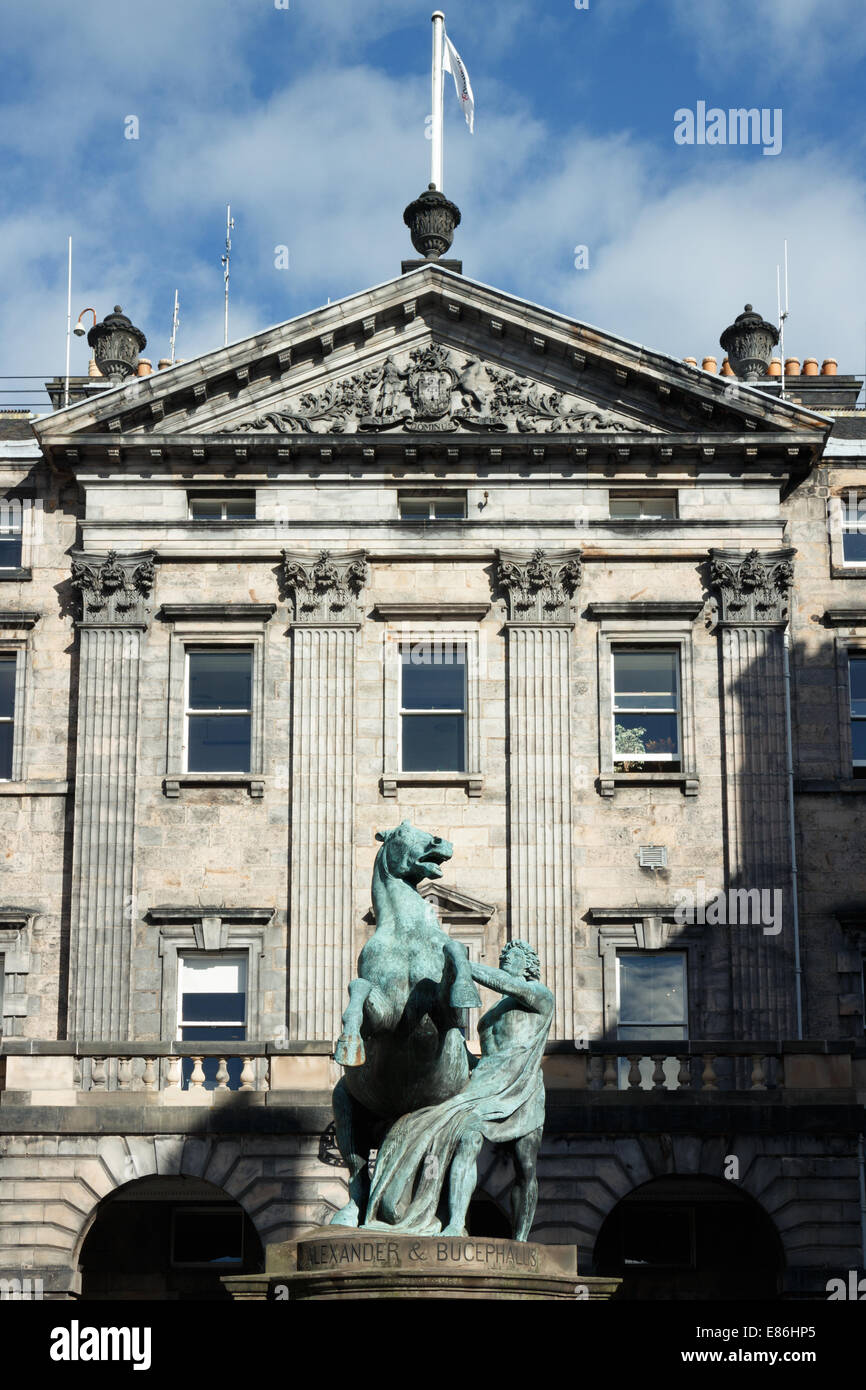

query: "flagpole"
left=431, top=10, right=445, bottom=190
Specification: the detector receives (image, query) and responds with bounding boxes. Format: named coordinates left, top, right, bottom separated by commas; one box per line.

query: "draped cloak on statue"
left=364, top=995, right=551, bottom=1234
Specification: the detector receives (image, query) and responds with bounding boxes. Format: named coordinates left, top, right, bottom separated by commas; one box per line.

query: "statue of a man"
left=364, top=939, right=553, bottom=1241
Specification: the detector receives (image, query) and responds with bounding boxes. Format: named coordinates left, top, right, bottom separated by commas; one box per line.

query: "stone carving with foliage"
left=225, top=345, right=644, bottom=435
left=710, top=547, right=795, bottom=625
left=70, top=549, right=157, bottom=625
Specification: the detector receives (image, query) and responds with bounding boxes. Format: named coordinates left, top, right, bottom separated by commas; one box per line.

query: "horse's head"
left=374, top=820, right=453, bottom=886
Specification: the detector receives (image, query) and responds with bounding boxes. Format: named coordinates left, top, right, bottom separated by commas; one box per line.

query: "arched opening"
left=594, top=1175, right=784, bottom=1301
left=78, top=1176, right=264, bottom=1301
left=466, top=1193, right=512, bottom=1238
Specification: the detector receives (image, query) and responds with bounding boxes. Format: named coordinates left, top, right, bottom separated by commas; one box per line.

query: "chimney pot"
left=802, top=357, right=819, bottom=376
left=821, top=358, right=838, bottom=376
left=702, top=356, right=718, bottom=373
left=682, top=356, right=697, bottom=367
left=767, top=358, right=782, bottom=377
left=784, top=357, right=800, bottom=377
left=157, top=358, right=171, bottom=371
left=136, top=358, right=153, bottom=377
left=720, top=357, right=735, bottom=376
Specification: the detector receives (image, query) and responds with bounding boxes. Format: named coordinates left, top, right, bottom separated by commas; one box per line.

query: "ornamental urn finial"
left=719, top=303, right=779, bottom=382
left=87, top=304, right=147, bottom=383
left=403, top=183, right=462, bottom=260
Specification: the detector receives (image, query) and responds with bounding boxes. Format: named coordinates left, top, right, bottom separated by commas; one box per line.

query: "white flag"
left=443, top=31, right=475, bottom=134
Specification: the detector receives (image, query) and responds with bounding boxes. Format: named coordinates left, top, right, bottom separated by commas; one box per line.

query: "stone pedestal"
left=223, top=1227, right=620, bottom=1301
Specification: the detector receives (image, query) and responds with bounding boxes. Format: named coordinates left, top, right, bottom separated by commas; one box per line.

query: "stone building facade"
left=1, top=246, right=865, bottom=1299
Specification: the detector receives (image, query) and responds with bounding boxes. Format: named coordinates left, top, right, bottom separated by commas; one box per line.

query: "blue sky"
left=2, top=0, right=865, bottom=407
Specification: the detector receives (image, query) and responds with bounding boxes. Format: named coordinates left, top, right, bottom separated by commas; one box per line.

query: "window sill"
left=0, top=568, right=31, bottom=582
left=381, top=771, right=483, bottom=799
left=598, top=772, right=699, bottom=798
left=0, top=779, right=69, bottom=796
left=163, top=774, right=265, bottom=799
left=830, top=565, right=866, bottom=581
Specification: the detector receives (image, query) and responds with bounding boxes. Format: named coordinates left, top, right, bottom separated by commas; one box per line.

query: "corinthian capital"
left=70, top=549, right=157, bottom=626
left=280, top=549, right=368, bottom=624
left=496, top=548, right=582, bottom=623
left=709, top=547, right=795, bottom=626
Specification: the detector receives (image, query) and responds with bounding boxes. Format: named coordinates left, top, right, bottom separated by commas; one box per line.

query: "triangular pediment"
left=417, top=881, right=496, bottom=924
left=33, top=264, right=830, bottom=452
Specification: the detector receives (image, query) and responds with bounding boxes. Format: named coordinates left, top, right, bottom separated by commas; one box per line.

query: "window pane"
left=0, top=657, right=15, bottom=719
left=180, top=1025, right=247, bottom=1041
left=0, top=537, right=22, bottom=567
left=180, top=957, right=246, bottom=992
left=181, top=992, right=246, bottom=1024
left=187, top=715, right=251, bottom=772
left=188, top=650, right=252, bottom=710
left=402, top=714, right=465, bottom=771
left=189, top=497, right=225, bottom=519
left=843, top=531, right=866, bottom=563
left=614, top=713, right=679, bottom=758
left=224, top=497, right=256, bottom=519
left=401, top=648, right=466, bottom=710
left=433, top=497, right=467, bottom=519
left=852, top=722, right=866, bottom=763
left=850, top=660, right=866, bottom=706
left=610, top=497, right=676, bottom=519
left=0, top=722, right=12, bottom=779
left=609, top=498, right=641, bottom=518
left=620, top=954, right=686, bottom=1027
left=614, top=651, right=678, bottom=708
left=617, top=1024, right=688, bottom=1042
left=399, top=499, right=431, bottom=519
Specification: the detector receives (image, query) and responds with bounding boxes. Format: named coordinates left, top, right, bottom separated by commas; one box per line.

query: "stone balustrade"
left=542, top=1040, right=858, bottom=1094
left=0, top=1039, right=858, bottom=1103
left=0, top=1041, right=338, bottom=1102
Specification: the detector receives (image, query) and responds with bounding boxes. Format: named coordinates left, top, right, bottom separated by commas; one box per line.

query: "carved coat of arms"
left=405, top=345, right=456, bottom=423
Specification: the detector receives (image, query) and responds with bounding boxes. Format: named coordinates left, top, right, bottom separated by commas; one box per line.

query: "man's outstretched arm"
left=468, top=961, right=553, bottom=1014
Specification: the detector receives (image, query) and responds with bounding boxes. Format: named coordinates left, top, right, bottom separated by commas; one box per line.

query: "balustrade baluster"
left=651, top=1054, right=666, bottom=1090
left=700, top=1053, right=718, bottom=1091
left=91, top=1057, right=106, bottom=1091
left=602, top=1055, right=617, bottom=1090
left=165, top=1056, right=181, bottom=1090
left=142, top=1058, right=156, bottom=1092
left=627, top=1055, right=642, bottom=1089
left=190, top=1056, right=205, bottom=1089
left=677, top=1055, right=691, bottom=1090
left=215, top=1058, right=229, bottom=1091
left=117, top=1056, right=133, bottom=1090
left=750, top=1054, right=767, bottom=1091
left=240, top=1057, right=255, bottom=1091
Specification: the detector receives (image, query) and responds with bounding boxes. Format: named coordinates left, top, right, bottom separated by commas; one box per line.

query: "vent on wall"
left=638, top=845, right=668, bottom=870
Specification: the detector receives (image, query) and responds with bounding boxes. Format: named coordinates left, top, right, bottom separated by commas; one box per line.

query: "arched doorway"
left=79, top=1176, right=264, bottom=1301
left=594, top=1175, right=784, bottom=1300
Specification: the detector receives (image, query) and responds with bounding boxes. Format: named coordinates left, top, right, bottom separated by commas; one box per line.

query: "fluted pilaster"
left=68, top=550, right=156, bottom=1038
left=282, top=550, right=367, bottom=1041
left=711, top=548, right=797, bottom=1038
left=498, top=549, right=581, bottom=1039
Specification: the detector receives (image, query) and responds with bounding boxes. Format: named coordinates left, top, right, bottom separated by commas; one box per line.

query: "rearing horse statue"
left=330, top=821, right=482, bottom=1228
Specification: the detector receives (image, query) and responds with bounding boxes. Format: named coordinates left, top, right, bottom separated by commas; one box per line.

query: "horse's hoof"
left=334, top=1034, right=365, bottom=1067
left=450, top=983, right=482, bottom=1009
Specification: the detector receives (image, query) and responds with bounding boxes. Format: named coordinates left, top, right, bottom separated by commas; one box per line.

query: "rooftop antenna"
left=776, top=239, right=789, bottom=402
left=64, top=236, right=72, bottom=408
left=169, top=289, right=180, bottom=365
left=221, top=204, right=234, bottom=348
